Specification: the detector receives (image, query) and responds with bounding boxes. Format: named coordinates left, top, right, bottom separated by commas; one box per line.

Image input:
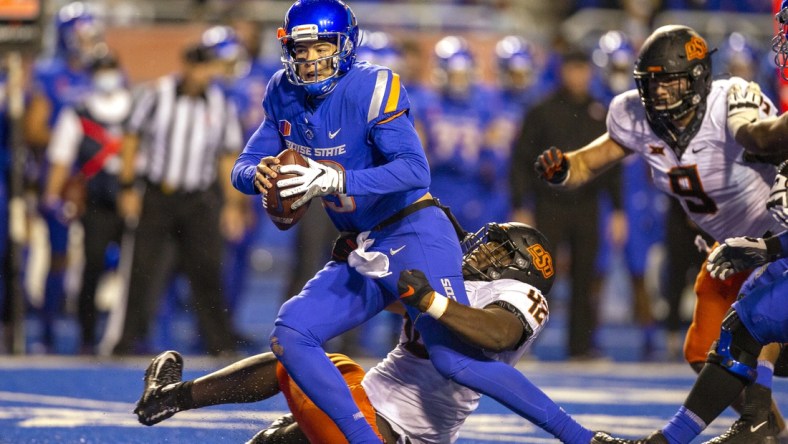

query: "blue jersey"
left=233, top=61, right=430, bottom=232
left=31, top=57, right=92, bottom=127
left=227, top=59, right=272, bottom=141
left=418, top=85, right=501, bottom=231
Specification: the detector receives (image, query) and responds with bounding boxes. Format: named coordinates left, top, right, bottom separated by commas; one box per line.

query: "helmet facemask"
left=462, top=231, right=520, bottom=281
left=279, top=24, right=356, bottom=96
left=773, top=7, right=788, bottom=81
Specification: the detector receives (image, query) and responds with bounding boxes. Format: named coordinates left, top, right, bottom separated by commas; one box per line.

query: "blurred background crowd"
left=0, top=0, right=783, bottom=361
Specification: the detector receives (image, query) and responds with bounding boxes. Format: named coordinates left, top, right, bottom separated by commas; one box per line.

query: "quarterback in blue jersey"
left=232, top=1, right=610, bottom=443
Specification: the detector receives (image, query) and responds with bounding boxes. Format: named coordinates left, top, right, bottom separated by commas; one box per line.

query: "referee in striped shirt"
left=113, top=43, right=247, bottom=356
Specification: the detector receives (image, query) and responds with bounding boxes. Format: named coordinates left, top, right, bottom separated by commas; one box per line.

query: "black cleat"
left=702, top=412, right=780, bottom=444
left=134, top=350, right=184, bottom=426
left=246, top=414, right=307, bottom=444
left=591, top=430, right=669, bottom=444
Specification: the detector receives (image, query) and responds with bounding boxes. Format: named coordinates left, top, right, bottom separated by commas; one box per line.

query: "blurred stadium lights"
left=38, top=0, right=535, bottom=34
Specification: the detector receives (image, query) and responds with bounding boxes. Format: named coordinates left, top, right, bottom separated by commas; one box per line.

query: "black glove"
left=397, top=269, right=434, bottom=310
left=534, top=147, right=570, bottom=184
left=331, top=232, right=358, bottom=262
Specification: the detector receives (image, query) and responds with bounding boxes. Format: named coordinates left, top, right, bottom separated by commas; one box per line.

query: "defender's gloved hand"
left=331, top=232, right=359, bottom=262
left=706, top=236, right=771, bottom=280
left=534, top=147, right=570, bottom=185
left=279, top=157, right=345, bottom=210
left=767, top=162, right=788, bottom=226
left=398, top=269, right=435, bottom=311
left=727, top=82, right=763, bottom=138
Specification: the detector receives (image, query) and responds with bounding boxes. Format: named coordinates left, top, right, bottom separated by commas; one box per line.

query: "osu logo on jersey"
left=685, top=36, right=707, bottom=61
left=527, top=244, right=554, bottom=279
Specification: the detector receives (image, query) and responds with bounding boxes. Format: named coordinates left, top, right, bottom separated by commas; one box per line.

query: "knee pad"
left=706, top=309, right=761, bottom=383
left=269, top=324, right=317, bottom=358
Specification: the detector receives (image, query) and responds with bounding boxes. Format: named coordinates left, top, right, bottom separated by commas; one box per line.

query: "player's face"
left=294, top=40, right=338, bottom=82
left=463, top=242, right=512, bottom=273
left=647, top=76, right=688, bottom=111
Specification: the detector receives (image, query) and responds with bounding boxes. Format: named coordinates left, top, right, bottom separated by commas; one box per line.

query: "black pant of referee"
left=113, top=183, right=236, bottom=356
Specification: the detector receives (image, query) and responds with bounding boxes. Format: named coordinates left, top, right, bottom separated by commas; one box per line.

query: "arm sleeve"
left=344, top=111, right=430, bottom=196
left=343, top=69, right=430, bottom=196
left=46, top=107, right=81, bottom=166
left=126, top=83, right=157, bottom=135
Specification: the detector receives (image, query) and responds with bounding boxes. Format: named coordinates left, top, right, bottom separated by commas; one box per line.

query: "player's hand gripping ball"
left=264, top=149, right=311, bottom=230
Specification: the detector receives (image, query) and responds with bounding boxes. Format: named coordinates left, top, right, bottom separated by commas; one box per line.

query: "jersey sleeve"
left=46, top=107, right=81, bottom=166
left=126, top=82, right=158, bottom=136
left=606, top=92, right=636, bottom=148
left=490, top=285, right=549, bottom=349
left=343, top=67, right=430, bottom=197
left=363, top=69, right=411, bottom=127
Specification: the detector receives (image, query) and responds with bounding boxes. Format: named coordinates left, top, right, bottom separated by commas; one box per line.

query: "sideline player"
left=134, top=222, right=620, bottom=443
left=232, top=1, right=620, bottom=442
left=533, top=24, right=786, bottom=443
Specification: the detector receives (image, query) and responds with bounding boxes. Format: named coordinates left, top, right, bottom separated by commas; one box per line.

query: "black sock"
left=684, top=364, right=748, bottom=425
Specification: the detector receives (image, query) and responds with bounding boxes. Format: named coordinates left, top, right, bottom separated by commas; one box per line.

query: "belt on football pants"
left=373, top=197, right=468, bottom=243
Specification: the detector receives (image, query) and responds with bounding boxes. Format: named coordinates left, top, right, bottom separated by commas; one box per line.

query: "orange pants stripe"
left=276, top=353, right=382, bottom=444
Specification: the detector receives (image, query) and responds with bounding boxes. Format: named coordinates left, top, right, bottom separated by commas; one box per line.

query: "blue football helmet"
left=357, top=30, right=402, bottom=72
left=202, top=25, right=249, bottom=79
left=54, top=2, right=104, bottom=60
left=202, top=25, right=245, bottom=62
left=278, top=0, right=359, bottom=96
left=774, top=1, right=788, bottom=81
left=592, top=30, right=635, bottom=94
left=433, top=35, right=475, bottom=97
left=495, top=35, right=537, bottom=91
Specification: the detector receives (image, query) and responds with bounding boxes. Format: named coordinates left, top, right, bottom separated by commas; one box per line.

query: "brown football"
left=265, top=148, right=311, bottom=230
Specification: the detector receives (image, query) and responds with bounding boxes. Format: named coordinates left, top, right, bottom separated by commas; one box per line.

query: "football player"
left=419, top=35, right=504, bottom=232
left=533, top=25, right=786, bottom=443
left=135, top=222, right=619, bottom=443
left=24, top=1, right=106, bottom=352
left=231, top=2, right=615, bottom=442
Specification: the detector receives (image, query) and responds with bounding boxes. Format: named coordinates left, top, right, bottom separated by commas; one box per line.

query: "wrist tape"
left=425, top=293, right=449, bottom=319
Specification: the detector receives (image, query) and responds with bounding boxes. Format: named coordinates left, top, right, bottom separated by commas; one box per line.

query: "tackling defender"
left=134, top=223, right=621, bottom=443
left=533, top=25, right=786, bottom=443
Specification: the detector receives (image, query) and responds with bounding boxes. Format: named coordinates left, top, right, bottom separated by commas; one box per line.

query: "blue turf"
left=1, top=359, right=786, bottom=443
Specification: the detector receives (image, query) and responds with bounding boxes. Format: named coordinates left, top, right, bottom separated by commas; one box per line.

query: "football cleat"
left=245, top=413, right=300, bottom=444
left=702, top=412, right=780, bottom=444
left=134, top=350, right=184, bottom=426
left=591, top=430, right=669, bottom=444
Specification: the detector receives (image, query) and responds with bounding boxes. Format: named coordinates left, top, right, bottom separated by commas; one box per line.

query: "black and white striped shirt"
left=127, top=75, right=243, bottom=192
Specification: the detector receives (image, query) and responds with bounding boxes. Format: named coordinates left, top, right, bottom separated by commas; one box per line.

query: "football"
left=265, top=148, right=311, bottom=230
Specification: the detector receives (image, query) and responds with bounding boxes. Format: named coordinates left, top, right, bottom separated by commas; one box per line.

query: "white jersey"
left=607, top=77, right=783, bottom=241
left=361, top=279, right=549, bottom=444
